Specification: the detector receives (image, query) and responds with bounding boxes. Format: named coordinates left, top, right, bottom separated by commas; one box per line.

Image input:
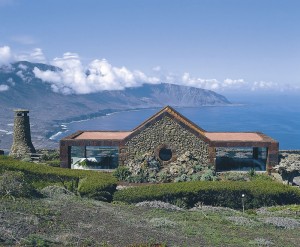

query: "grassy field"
left=1, top=156, right=300, bottom=246
left=1, top=194, right=300, bottom=246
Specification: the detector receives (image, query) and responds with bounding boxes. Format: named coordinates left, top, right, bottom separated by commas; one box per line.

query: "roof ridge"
left=132, top=105, right=206, bottom=136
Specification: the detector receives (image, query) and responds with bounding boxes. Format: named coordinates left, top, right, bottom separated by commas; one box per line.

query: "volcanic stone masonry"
left=10, top=109, right=36, bottom=158
left=122, top=115, right=210, bottom=173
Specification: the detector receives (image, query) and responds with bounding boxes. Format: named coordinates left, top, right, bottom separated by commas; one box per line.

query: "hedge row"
left=113, top=180, right=300, bottom=209
left=0, top=156, right=117, bottom=201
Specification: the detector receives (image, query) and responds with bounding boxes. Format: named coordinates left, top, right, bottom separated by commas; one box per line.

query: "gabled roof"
left=122, top=105, right=209, bottom=143
left=61, top=106, right=278, bottom=148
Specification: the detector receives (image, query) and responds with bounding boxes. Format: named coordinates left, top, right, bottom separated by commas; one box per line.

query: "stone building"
left=60, top=106, right=279, bottom=174
left=10, top=109, right=36, bottom=158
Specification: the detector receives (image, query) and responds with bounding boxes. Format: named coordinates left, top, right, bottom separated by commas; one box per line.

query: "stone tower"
left=10, top=109, right=36, bottom=157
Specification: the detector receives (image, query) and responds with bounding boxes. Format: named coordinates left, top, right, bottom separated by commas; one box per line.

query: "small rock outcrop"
left=10, top=109, right=36, bottom=158
left=274, top=152, right=300, bottom=185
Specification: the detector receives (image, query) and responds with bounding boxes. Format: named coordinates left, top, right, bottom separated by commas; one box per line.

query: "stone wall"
left=123, top=116, right=210, bottom=181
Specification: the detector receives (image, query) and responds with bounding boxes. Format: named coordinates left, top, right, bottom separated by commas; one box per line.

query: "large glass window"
left=71, top=146, right=119, bottom=170
left=216, top=147, right=267, bottom=172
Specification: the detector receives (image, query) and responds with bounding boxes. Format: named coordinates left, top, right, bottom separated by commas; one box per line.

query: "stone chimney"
left=10, top=109, right=36, bottom=157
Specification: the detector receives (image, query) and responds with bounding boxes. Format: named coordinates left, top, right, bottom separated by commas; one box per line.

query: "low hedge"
left=113, top=180, right=300, bottom=209
left=0, top=156, right=117, bottom=201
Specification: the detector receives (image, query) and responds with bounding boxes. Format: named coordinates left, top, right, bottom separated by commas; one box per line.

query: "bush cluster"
left=113, top=164, right=218, bottom=183
left=0, top=156, right=117, bottom=201
left=2, top=156, right=300, bottom=209
left=39, top=149, right=60, bottom=161
left=113, top=180, right=300, bottom=209
left=0, top=171, right=36, bottom=199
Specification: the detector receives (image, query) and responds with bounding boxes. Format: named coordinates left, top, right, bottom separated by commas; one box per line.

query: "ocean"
left=52, top=93, right=300, bottom=150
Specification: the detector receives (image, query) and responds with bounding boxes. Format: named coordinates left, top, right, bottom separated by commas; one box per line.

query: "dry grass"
left=1, top=195, right=300, bottom=246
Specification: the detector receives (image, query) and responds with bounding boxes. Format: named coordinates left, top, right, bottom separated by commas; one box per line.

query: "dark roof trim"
left=122, top=105, right=210, bottom=144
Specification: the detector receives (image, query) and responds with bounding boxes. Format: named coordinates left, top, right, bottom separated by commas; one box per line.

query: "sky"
left=0, top=0, right=299, bottom=94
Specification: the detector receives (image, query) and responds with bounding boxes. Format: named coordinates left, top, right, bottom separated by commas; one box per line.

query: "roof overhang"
left=205, top=132, right=278, bottom=148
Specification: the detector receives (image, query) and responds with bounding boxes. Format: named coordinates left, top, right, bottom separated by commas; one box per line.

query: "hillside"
left=0, top=61, right=230, bottom=151
left=1, top=155, right=300, bottom=246
left=2, top=196, right=300, bottom=246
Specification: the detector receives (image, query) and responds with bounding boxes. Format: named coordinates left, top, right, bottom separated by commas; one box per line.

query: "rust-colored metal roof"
left=74, top=131, right=132, bottom=140
left=205, top=132, right=263, bottom=142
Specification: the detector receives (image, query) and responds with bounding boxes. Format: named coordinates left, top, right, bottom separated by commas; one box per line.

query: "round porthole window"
left=159, top=148, right=173, bottom=161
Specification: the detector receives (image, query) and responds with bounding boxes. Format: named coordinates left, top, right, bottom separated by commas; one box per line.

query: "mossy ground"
left=1, top=196, right=300, bottom=246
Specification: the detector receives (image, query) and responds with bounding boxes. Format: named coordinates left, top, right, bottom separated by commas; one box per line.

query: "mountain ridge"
left=0, top=61, right=230, bottom=151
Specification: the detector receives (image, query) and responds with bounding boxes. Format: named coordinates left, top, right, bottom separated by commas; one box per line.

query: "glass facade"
left=71, top=146, right=119, bottom=170
left=216, top=147, right=267, bottom=172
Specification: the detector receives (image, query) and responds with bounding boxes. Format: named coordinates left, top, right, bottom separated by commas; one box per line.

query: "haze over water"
left=54, top=94, right=300, bottom=150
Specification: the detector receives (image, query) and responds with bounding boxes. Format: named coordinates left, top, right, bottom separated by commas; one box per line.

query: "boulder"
left=292, top=176, right=300, bottom=186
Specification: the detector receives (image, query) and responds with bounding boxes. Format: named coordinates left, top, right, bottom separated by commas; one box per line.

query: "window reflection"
left=71, top=146, right=119, bottom=170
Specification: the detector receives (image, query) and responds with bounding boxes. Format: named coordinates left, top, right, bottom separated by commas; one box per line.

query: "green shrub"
left=127, top=173, right=148, bottom=183
left=190, top=173, right=202, bottom=181
left=200, top=168, right=218, bottom=181
left=113, top=180, right=300, bottom=209
left=0, top=171, right=37, bottom=199
left=223, top=172, right=248, bottom=181
left=248, top=168, right=255, bottom=177
left=157, top=172, right=170, bottom=183
left=43, top=159, right=61, bottom=167
left=21, top=156, right=32, bottom=163
left=193, top=164, right=204, bottom=172
left=113, top=166, right=132, bottom=181
left=40, top=150, right=60, bottom=161
left=250, top=173, right=273, bottom=182
left=21, top=234, right=57, bottom=246
left=245, top=209, right=257, bottom=215
left=174, top=174, right=190, bottom=182
left=0, top=156, right=117, bottom=201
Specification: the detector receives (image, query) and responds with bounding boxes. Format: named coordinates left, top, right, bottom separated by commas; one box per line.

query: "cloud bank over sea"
left=1, top=45, right=299, bottom=95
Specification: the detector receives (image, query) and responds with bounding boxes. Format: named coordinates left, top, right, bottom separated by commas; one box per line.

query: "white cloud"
left=223, top=78, right=245, bottom=87
left=18, top=63, right=28, bottom=70
left=16, top=70, right=32, bottom=83
left=178, top=72, right=221, bottom=90
left=152, top=66, right=161, bottom=72
left=0, top=46, right=46, bottom=65
left=34, top=53, right=160, bottom=94
left=166, top=72, right=299, bottom=93
left=251, top=81, right=290, bottom=92
left=16, top=70, right=25, bottom=80
left=1, top=45, right=299, bottom=94
left=0, top=84, right=9, bottom=91
left=16, top=48, right=46, bottom=63
left=7, top=77, right=15, bottom=86
left=0, top=46, right=12, bottom=65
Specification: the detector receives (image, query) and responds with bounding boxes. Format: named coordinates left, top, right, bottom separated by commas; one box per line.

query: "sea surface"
left=52, top=93, right=300, bottom=150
